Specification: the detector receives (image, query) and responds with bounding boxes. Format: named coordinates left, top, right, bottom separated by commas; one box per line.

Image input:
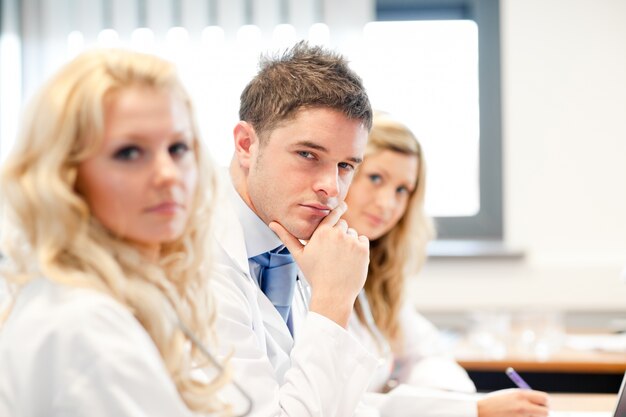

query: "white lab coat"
left=211, top=176, right=379, bottom=417
left=350, top=302, right=482, bottom=417
left=0, top=278, right=198, bottom=417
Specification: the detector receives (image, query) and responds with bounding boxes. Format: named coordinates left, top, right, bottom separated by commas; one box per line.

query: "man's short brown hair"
left=239, top=40, right=372, bottom=141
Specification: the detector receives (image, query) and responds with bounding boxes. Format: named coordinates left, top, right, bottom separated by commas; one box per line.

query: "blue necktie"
left=250, top=246, right=297, bottom=324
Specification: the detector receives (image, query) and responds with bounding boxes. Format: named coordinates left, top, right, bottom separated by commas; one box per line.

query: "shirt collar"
left=227, top=175, right=283, bottom=259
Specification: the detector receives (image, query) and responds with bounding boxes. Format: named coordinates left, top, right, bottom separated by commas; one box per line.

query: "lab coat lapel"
left=217, top=223, right=295, bottom=379
left=257, top=290, right=294, bottom=347
left=222, top=234, right=293, bottom=351
left=212, top=189, right=270, bottom=352
left=213, top=180, right=295, bottom=358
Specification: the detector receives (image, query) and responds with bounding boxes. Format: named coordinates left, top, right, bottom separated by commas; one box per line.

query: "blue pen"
left=505, top=367, right=532, bottom=389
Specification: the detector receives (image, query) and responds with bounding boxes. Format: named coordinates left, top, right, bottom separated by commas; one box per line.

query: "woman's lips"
left=364, top=212, right=384, bottom=226
left=145, top=201, right=183, bottom=215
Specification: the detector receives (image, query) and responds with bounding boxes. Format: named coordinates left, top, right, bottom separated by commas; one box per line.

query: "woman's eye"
left=368, top=174, right=382, bottom=184
left=397, top=186, right=409, bottom=194
left=113, top=146, right=142, bottom=161
left=169, top=141, right=190, bottom=158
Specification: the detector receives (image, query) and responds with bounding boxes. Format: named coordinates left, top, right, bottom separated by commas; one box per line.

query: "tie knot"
left=251, top=246, right=294, bottom=269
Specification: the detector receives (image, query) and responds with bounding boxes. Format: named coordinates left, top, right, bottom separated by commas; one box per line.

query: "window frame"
left=376, top=0, right=503, bottom=241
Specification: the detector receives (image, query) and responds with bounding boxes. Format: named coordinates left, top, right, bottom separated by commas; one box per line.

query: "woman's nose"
left=375, top=188, right=396, bottom=211
left=153, top=151, right=179, bottom=186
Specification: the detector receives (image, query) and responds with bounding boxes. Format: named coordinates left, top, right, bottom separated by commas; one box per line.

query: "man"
left=211, top=41, right=378, bottom=416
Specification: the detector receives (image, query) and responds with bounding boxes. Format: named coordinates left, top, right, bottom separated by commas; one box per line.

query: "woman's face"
left=343, top=149, right=418, bottom=240
left=76, top=86, right=198, bottom=258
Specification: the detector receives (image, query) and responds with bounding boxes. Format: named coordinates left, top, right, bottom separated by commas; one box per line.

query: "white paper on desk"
left=565, top=334, right=626, bottom=353
left=550, top=412, right=611, bottom=417
left=363, top=385, right=478, bottom=417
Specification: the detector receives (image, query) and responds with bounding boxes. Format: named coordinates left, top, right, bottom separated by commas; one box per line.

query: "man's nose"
left=313, top=165, right=340, bottom=198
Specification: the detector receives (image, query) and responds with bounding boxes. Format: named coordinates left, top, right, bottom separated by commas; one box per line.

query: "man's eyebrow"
left=294, top=140, right=362, bottom=164
left=294, top=141, right=328, bottom=153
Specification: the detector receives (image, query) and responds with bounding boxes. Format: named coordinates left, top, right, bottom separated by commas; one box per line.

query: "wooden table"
left=454, top=336, right=626, bottom=393
left=455, top=346, right=626, bottom=374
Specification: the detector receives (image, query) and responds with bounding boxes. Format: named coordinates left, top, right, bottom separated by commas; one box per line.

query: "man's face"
left=242, top=107, right=368, bottom=240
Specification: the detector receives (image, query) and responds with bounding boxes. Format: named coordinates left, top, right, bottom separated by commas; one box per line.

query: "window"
left=353, top=20, right=480, bottom=219
left=376, top=0, right=503, bottom=241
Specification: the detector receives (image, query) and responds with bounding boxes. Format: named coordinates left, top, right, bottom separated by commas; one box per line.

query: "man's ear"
left=233, top=121, right=258, bottom=169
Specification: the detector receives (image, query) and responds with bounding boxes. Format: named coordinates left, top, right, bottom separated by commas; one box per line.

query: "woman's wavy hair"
left=0, top=49, right=229, bottom=414
left=354, top=112, right=435, bottom=351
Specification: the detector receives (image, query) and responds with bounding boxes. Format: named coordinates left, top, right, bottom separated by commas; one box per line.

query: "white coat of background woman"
left=343, top=112, right=551, bottom=417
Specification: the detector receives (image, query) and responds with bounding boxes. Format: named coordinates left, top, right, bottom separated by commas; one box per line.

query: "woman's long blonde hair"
left=354, top=112, right=435, bottom=351
left=0, top=49, right=228, bottom=414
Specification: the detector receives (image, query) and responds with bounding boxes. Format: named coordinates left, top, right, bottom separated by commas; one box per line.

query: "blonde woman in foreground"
left=344, top=112, right=551, bottom=417
left=0, top=49, right=232, bottom=417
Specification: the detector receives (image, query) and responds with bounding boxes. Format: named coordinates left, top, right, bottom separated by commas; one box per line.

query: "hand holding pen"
left=476, top=367, right=550, bottom=417
left=506, top=367, right=533, bottom=389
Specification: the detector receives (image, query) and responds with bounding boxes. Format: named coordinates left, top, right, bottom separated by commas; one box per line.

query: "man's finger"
left=269, top=221, right=304, bottom=255
left=318, top=202, right=347, bottom=228
left=336, top=219, right=348, bottom=233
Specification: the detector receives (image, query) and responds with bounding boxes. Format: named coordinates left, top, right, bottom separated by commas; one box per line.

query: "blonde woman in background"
left=0, top=49, right=233, bottom=417
left=344, top=112, right=551, bottom=417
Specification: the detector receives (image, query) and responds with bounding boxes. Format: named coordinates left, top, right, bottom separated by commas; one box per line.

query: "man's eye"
left=297, top=151, right=314, bottom=159
left=338, top=162, right=355, bottom=171
left=113, top=146, right=141, bottom=161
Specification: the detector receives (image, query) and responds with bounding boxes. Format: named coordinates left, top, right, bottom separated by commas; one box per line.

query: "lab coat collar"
left=213, top=170, right=296, bottom=347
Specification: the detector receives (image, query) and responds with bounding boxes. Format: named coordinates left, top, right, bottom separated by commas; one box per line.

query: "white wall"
left=410, top=0, right=626, bottom=312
